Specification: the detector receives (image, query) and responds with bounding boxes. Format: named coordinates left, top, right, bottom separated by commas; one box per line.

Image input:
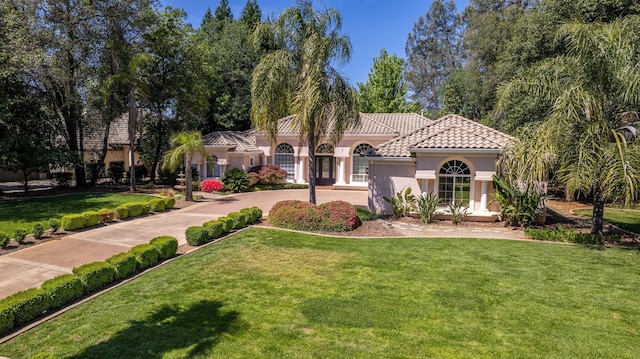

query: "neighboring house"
left=195, top=113, right=514, bottom=218
left=83, top=114, right=141, bottom=177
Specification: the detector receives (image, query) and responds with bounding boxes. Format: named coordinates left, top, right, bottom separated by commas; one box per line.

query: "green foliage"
left=81, top=211, right=101, bottom=227
left=163, top=131, right=211, bottom=202
left=227, top=212, right=246, bottom=229
left=269, top=200, right=360, bottom=232
left=447, top=200, right=468, bottom=225
left=98, top=208, right=115, bottom=223
left=221, top=167, right=249, bottom=193
left=48, top=218, right=60, bottom=232
left=41, top=274, right=84, bottom=309
left=125, top=203, right=144, bottom=217
left=114, top=204, right=129, bottom=220
left=106, top=252, right=138, bottom=280
left=149, top=198, right=166, bottom=212
left=185, top=226, right=210, bottom=246
left=61, top=214, right=86, bottom=231
left=0, top=232, right=9, bottom=248
left=163, top=197, right=176, bottom=209
left=0, top=302, right=14, bottom=336
left=524, top=227, right=610, bottom=245
left=72, top=261, right=117, bottom=293
left=492, top=176, right=545, bottom=227
left=29, top=353, right=54, bottom=359
left=217, top=217, right=235, bottom=233
left=240, top=207, right=261, bottom=224
left=129, top=244, right=160, bottom=270
left=356, top=207, right=375, bottom=221
left=415, top=192, right=439, bottom=224
left=203, top=220, right=224, bottom=239
left=32, top=223, right=44, bottom=239
left=2, top=288, right=50, bottom=327
left=150, top=236, right=178, bottom=260
left=14, top=228, right=27, bottom=243
left=383, top=187, right=416, bottom=218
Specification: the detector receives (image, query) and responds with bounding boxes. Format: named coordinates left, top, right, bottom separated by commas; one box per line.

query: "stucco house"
left=195, top=113, right=514, bottom=218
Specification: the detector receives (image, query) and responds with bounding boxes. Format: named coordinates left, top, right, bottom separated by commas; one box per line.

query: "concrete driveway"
left=0, top=189, right=368, bottom=299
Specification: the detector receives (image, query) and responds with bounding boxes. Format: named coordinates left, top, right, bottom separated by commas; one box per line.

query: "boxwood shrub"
left=82, top=211, right=101, bottom=227
left=0, top=303, right=14, bottom=336
left=140, top=203, right=151, bottom=215
left=61, top=214, right=87, bottom=231
left=216, top=216, right=235, bottom=233
left=2, top=288, right=50, bottom=327
left=203, top=220, right=224, bottom=239
left=149, top=198, right=166, bottom=212
left=130, top=244, right=159, bottom=270
left=73, top=261, right=117, bottom=293
left=0, top=232, right=9, bottom=248
left=98, top=208, right=115, bottom=223
left=163, top=197, right=176, bottom=209
left=126, top=203, right=144, bottom=217
left=106, top=252, right=138, bottom=279
left=227, top=212, right=246, bottom=229
left=32, top=223, right=45, bottom=239
left=41, top=274, right=84, bottom=309
left=185, top=226, right=209, bottom=246
left=114, top=204, right=129, bottom=219
left=150, top=236, right=178, bottom=260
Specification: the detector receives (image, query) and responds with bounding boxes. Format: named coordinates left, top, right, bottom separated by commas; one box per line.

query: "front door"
left=315, top=156, right=335, bottom=186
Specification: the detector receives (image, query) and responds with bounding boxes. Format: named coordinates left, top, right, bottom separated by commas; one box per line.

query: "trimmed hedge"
left=186, top=226, right=209, bottom=246
left=149, top=198, right=166, bottom=212
left=217, top=216, right=235, bottom=233
left=98, top=208, right=115, bottom=223
left=126, top=203, right=144, bottom=217
left=150, top=236, right=178, bottom=260
left=0, top=303, right=14, bottom=336
left=114, top=204, right=129, bottom=219
left=73, top=261, right=117, bottom=293
left=203, top=220, right=224, bottom=239
left=130, top=244, right=159, bottom=270
left=3, top=288, right=50, bottom=327
left=61, top=214, right=87, bottom=231
left=164, top=197, right=176, bottom=209
left=82, top=211, right=101, bottom=227
left=41, top=274, right=84, bottom=309
left=228, top=212, right=246, bottom=229
left=107, top=252, right=138, bottom=279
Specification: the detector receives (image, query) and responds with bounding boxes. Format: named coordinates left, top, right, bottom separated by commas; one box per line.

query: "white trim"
left=411, top=148, right=503, bottom=155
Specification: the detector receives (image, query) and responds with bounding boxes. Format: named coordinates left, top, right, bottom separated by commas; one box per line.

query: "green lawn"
left=2, top=228, right=639, bottom=358
left=0, top=193, right=157, bottom=235
left=574, top=208, right=640, bottom=234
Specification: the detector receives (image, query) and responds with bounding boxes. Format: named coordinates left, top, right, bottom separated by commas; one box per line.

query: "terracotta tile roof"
left=373, top=114, right=515, bottom=157
left=203, top=131, right=259, bottom=152
left=272, top=113, right=430, bottom=136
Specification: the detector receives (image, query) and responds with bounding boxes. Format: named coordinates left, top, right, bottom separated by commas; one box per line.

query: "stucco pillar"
left=261, top=156, right=267, bottom=166
left=297, top=156, right=306, bottom=184
left=480, top=180, right=489, bottom=211
left=336, top=157, right=346, bottom=185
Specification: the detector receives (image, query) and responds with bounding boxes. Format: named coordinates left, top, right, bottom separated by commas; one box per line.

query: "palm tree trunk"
left=308, top=129, right=316, bottom=204
left=591, top=190, right=605, bottom=235
left=185, top=156, right=193, bottom=202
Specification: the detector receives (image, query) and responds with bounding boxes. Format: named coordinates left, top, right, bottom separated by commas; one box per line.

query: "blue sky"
left=160, top=0, right=469, bottom=86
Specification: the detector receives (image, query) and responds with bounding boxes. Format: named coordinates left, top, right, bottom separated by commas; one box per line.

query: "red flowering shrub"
left=269, top=200, right=360, bottom=232
left=248, top=164, right=288, bottom=185
left=200, top=179, right=225, bottom=193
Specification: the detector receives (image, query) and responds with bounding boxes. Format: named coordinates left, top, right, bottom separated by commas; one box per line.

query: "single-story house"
left=83, top=114, right=142, bottom=177
left=195, top=113, right=514, bottom=218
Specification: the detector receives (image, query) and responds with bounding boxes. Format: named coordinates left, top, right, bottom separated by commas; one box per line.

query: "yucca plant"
left=447, top=200, right=468, bottom=225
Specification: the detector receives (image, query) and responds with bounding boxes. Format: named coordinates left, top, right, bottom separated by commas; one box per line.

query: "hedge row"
left=185, top=207, right=262, bottom=246
left=269, top=200, right=360, bottom=232
left=0, top=236, right=178, bottom=336
left=61, top=197, right=176, bottom=231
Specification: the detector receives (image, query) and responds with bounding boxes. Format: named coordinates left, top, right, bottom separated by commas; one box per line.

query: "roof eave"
left=410, top=148, right=504, bottom=154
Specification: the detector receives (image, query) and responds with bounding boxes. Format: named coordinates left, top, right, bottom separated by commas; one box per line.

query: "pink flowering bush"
left=200, top=179, right=225, bottom=193
left=269, top=200, right=360, bottom=232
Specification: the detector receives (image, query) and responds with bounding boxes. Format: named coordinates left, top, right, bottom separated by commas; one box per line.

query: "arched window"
left=274, top=143, right=295, bottom=180
left=352, top=143, right=373, bottom=183
left=316, top=143, right=334, bottom=155
left=438, top=160, right=471, bottom=205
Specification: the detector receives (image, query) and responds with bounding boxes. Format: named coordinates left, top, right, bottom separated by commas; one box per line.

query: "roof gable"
left=203, top=131, right=259, bottom=152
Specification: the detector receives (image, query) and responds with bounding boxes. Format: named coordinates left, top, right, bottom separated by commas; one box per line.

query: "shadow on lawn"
left=68, top=300, right=244, bottom=358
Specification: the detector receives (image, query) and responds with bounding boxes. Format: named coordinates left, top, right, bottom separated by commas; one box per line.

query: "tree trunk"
left=591, top=190, right=605, bottom=235
left=21, top=169, right=30, bottom=195
left=128, top=85, right=137, bottom=192
left=91, top=120, right=112, bottom=186
left=307, top=130, right=316, bottom=204
left=150, top=113, right=165, bottom=184
left=185, top=156, right=193, bottom=201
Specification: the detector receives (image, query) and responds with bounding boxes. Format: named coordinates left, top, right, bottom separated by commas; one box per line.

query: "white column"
left=297, top=156, right=306, bottom=183
left=421, top=179, right=429, bottom=194
left=480, top=181, right=489, bottom=211
left=336, top=157, right=346, bottom=185
left=261, top=156, right=267, bottom=166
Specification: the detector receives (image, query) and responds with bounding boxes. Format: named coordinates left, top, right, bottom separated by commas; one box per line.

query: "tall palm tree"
left=495, top=18, right=640, bottom=235
left=250, top=0, right=359, bottom=204
left=162, top=131, right=211, bottom=202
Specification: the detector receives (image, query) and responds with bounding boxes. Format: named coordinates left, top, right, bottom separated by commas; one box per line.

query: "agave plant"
left=415, top=192, right=439, bottom=224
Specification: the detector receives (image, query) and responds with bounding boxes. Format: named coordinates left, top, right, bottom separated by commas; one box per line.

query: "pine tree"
left=240, top=0, right=261, bottom=31
left=213, top=0, right=233, bottom=32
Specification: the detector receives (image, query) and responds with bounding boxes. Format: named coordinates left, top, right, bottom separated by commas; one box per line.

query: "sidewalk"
left=0, top=189, right=368, bottom=299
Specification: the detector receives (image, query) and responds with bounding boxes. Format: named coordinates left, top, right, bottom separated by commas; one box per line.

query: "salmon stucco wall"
left=368, top=160, right=419, bottom=214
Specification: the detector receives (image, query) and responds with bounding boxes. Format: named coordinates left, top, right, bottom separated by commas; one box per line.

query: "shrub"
left=248, top=164, right=288, bottom=185
left=251, top=206, right=263, bottom=220
left=82, top=211, right=101, bottom=227
left=0, top=232, right=9, bottom=248
left=523, top=227, right=609, bottom=245
left=203, top=220, right=224, bottom=239
left=228, top=212, right=246, bottom=229
left=108, top=163, right=125, bottom=184
left=415, top=192, right=439, bottom=224
left=447, top=200, right=469, bottom=225
left=221, top=167, right=249, bottom=193
left=73, top=261, right=117, bottom=293
left=240, top=208, right=258, bottom=224
left=106, top=252, right=138, bottom=279
left=98, top=208, right=115, bottom=223
left=126, top=203, right=144, bottom=217
left=173, top=194, right=186, bottom=201
left=492, top=175, right=545, bottom=227
left=32, top=223, right=45, bottom=239
left=356, top=207, right=375, bottom=221
left=61, top=214, right=86, bottom=231
left=200, top=179, right=225, bottom=193
left=217, top=217, right=235, bottom=233
left=269, top=200, right=359, bottom=232
left=185, top=226, right=209, bottom=246
left=51, top=172, right=72, bottom=188
left=149, top=198, right=166, bottom=212
left=0, top=302, right=14, bottom=336
left=163, top=197, right=176, bottom=209
left=2, top=288, right=50, bottom=327
left=130, top=244, right=160, bottom=270
left=318, top=201, right=360, bottom=232
left=114, top=204, right=129, bottom=219
left=150, top=236, right=178, bottom=260
left=383, top=187, right=416, bottom=218
left=41, top=274, right=84, bottom=309
left=48, top=218, right=60, bottom=232
left=14, top=228, right=27, bottom=243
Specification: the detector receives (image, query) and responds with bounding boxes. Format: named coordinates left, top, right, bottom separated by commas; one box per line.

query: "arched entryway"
left=315, top=143, right=335, bottom=186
